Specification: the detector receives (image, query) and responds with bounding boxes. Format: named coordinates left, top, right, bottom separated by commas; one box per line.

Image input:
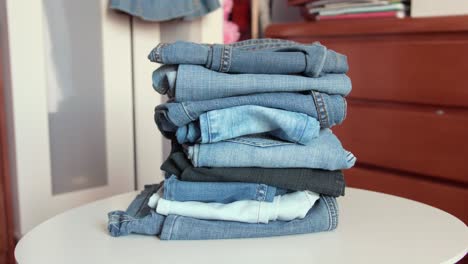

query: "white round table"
left=15, top=188, right=467, bottom=264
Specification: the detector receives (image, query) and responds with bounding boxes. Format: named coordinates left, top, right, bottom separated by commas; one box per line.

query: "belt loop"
left=205, top=44, right=214, bottom=69
left=311, top=91, right=330, bottom=128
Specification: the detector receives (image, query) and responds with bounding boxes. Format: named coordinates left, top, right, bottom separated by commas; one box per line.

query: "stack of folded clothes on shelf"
left=307, top=0, right=409, bottom=21
left=107, top=38, right=356, bottom=240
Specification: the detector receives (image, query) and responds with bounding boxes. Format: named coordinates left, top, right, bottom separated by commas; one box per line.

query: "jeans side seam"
left=166, top=215, right=179, bottom=240
left=342, top=97, right=347, bottom=122
left=168, top=180, right=175, bottom=201
left=180, top=103, right=196, bottom=121
left=325, top=196, right=338, bottom=230
left=323, top=196, right=333, bottom=231
left=314, top=45, right=328, bottom=77
left=296, top=115, right=309, bottom=144
left=206, top=112, right=212, bottom=143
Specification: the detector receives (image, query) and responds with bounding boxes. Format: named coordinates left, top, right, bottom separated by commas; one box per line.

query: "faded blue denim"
left=187, top=129, right=356, bottom=170
left=107, top=184, right=338, bottom=239
left=110, top=0, right=220, bottom=21
left=148, top=39, right=348, bottom=77
left=164, top=175, right=286, bottom=203
left=156, top=190, right=319, bottom=224
left=152, top=64, right=352, bottom=101
left=175, top=105, right=320, bottom=144
left=155, top=92, right=347, bottom=139
left=160, top=195, right=337, bottom=240
left=108, top=184, right=164, bottom=237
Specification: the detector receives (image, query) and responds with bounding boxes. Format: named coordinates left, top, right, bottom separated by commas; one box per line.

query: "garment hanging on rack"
left=110, top=0, right=220, bottom=21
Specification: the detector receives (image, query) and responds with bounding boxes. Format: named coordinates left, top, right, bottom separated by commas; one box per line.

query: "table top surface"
left=15, top=188, right=468, bottom=264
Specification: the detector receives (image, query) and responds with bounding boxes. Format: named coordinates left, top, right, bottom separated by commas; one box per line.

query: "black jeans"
left=161, top=142, right=345, bottom=197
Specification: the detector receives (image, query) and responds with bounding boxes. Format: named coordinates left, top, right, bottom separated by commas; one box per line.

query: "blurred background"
left=0, top=0, right=467, bottom=263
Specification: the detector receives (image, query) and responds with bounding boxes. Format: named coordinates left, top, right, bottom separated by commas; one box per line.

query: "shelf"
left=265, top=15, right=468, bottom=38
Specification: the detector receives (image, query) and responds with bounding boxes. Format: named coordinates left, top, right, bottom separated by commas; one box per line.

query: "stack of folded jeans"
left=107, top=38, right=356, bottom=240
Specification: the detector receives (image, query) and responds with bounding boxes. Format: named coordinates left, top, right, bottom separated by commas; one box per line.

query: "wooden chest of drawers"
left=266, top=16, right=468, bottom=223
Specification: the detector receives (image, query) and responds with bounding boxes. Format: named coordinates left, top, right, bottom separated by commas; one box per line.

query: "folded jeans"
left=148, top=39, right=348, bottom=77
left=155, top=190, right=320, bottom=224
left=187, top=129, right=356, bottom=170
left=161, top=142, right=346, bottom=197
left=108, top=184, right=339, bottom=240
left=175, top=105, right=320, bottom=144
left=152, top=64, right=352, bottom=101
left=163, top=175, right=287, bottom=203
left=154, top=91, right=347, bottom=140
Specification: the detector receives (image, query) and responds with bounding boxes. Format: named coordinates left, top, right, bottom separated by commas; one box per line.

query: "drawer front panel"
left=344, top=167, right=468, bottom=224
left=302, top=38, right=468, bottom=107
left=333, top=102, right=468, bottom=183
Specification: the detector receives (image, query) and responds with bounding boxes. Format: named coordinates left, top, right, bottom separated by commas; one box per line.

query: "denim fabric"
left=160, top=195, right=337, bottom=240
left=124, top=184, right=161, bottom=218
left=155, top=92, right=347, bottom=139
left=175, top=105, right=320, bottom=144
left=110, top=0, right=220, bottom=22
left=163, top=175, right=285, bottom=203
left=148, top=39, right=348, bottom=77
left=152, top=64, right=352, bottom=101
left=187, top=129, right=356, bottom=170
left=156, top=191, right=319, bottom=224
left=161, top=143, right=346, bottom=196
left=108, top=184, right=163, bottom=237
left=108, top=185, right=338, bottom=239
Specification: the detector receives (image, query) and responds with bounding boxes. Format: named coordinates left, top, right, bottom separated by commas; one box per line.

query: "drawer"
left=344, top=167, right=468, bottom=224
left=333, top=101, right=468, bottom=184
left=329, top=39, right=468, bottom=107
left=283, top=36, right=468, bottom=107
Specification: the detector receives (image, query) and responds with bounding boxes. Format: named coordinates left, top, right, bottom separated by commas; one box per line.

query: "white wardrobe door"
left=132, top=7, right=223, bottom=189
left=1, top=0, right=135, bottom=236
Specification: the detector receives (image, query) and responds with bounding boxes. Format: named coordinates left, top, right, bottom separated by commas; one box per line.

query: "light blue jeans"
left=156, top=190, right=320, bottom=224
left=152, top=64, right=352, bottom=101
left=187, top=129, right=356, bottom=170
left=175, top=105, right=320, bottom=144
left=107, top=184, right=338, bottom=240
left=148, top=39, right=348, bottom=77
left=155, top=92, right=346, bottom=139
left=163, top=175, right=286, bottom=203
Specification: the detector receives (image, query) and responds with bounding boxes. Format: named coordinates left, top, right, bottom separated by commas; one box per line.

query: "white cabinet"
left=0, top=0, right=222, bottom=237
left=132, top=12, right=223, bottom=189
